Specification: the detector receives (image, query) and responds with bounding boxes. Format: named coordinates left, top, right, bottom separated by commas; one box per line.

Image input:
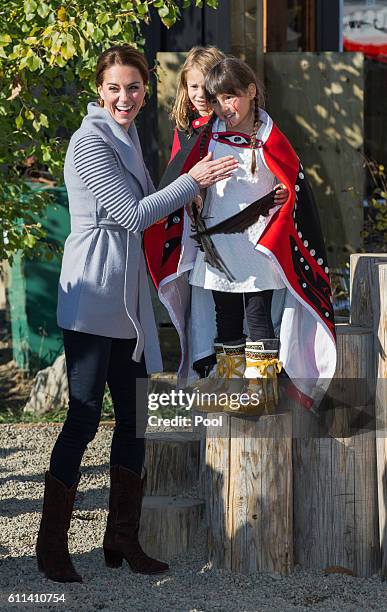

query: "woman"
left=36, top=44, right=237, bottom=583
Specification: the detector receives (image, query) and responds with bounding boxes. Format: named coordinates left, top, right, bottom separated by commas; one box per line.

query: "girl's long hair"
left=170, top=46, right=226, bottom=134
left=204, top=57, right=265, bottom=174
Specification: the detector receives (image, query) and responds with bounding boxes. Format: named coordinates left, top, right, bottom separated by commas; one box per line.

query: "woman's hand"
left=188, top=152, right=238, bottom=189
left=186, top=194, right=204, bottom=223
left=274, top=184, right=289, bottom=205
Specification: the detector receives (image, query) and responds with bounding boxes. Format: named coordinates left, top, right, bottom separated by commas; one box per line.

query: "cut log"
left=139, top=496, right=204, bottom=560
left=350, top=255, right=387, bottom=576
left=205, top=412, right=293, bottom=574
left=23, top=353, right=68, bottom=415
left=350, top=254, right=387, bottom=328
left=373, top=263, right=387, bottom=577
left=293, top=323, right=379, bottom=577
left=144, top=432, right=200, bottom=496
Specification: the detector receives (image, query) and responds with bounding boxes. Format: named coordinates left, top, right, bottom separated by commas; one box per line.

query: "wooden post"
left=350, top=254, right=387, bottom=328
left=373, top=263, right=387, bottom=577
left=230, top=0, right=265, bottom=80
left=205, top=412, right=293, bottom=574
left=144, top=432, right=200, bottom=496
left=0, top=261, right=9, bottom=311
left=139, top=497, right=204, bottom=560
left=139, top=431, right=204, bottom=559
left=266, top=0, right=288, bottom=52
left=293, top=323, right=379, bottom=576
left=350, top=254, right=387, bottom=576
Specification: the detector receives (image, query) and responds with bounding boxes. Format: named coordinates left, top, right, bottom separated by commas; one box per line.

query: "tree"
left=0, top=0, right=218, bottom=261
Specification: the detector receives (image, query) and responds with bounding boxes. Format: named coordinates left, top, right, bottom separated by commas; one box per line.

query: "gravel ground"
left=1, top=423, right=387, bottom=612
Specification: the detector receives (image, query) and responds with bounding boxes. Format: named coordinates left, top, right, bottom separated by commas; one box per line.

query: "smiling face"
left=98, top=64, right=146, bottom=129
left=186, top=67, right=209, bottom=117
left=209, top=83, right=256, bottom=132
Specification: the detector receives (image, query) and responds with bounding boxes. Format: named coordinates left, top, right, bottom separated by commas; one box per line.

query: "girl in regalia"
left=145, top=54, right=336, bottom=412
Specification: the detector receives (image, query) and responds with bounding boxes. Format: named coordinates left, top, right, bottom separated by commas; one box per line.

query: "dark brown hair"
left=205, top=57, right=265, bottom=174
left=204, top=57, right=264, bottom=106
left=96, top=44, right=149, bottom=89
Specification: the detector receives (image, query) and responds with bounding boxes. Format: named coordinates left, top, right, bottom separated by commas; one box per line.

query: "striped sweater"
left=73, top=133, right=198, bottom=232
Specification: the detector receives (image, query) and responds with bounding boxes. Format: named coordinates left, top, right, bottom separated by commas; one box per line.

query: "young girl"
left=146, top=55, right=336, bottom=411
left=144, top=48, right=289, bottom=388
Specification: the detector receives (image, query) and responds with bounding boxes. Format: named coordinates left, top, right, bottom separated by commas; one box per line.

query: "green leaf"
left=37, top=2, right=50, bottom=18
left=61, top=33, right=76, bottom=60
left=91, top=27, right=104, bottom=42
left=158, top=5, right=169, bottom=18
left=42, top=147, right=51, bottom=162
left=0, top=34, right=12, bottom=45
left=111, top=20, right=122, bottom=35
left=86, top=21, right=94, bottom=37
left=24, top=0, right=37, bottom=15
left=25, top=234, right=36, bottom=248
left=96, top=13, right=109, bottom=25
left=55, top=54, right=66, bottom=67
left=25, top=52, right=42, bottom=71
left=40, top=113, right=49, bottom=128
left=15, top=114, right=24, bottom=129
left=137, top=2, right=149, bottom=16
left=79, top=36, right=86, bottom=55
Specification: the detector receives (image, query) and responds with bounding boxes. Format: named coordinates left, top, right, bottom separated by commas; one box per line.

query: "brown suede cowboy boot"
left=36, top=471, right=82, bottom=583
left=103, top=466, right=169, bottom=575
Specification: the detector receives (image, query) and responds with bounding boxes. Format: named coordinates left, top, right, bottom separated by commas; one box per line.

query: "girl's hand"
left=186, top=194, right=203, bottom=223
left=274, top=183, right=289, bottom=205
left=188, top=152, right=238, bottom=189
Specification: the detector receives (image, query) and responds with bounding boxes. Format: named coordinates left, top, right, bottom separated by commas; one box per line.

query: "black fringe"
left=191, top=189, right=277, bottom=282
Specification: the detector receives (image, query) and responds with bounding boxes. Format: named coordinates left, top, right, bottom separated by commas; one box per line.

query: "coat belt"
left=69, top=217, right=145, bottom=363
left=71, top=218, right=126, bottom=232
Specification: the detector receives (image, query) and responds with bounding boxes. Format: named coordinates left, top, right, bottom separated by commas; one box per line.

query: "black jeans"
left=212, top=289, right=275, bottom=343
left=50, top=330, right=147, bottom=488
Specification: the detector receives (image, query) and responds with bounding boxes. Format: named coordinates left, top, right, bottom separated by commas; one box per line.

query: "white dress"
left=189, top=119, right=286, bottom=293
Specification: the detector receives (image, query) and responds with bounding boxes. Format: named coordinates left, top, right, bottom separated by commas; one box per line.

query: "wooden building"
left=139, top=0, right=346, bottom=179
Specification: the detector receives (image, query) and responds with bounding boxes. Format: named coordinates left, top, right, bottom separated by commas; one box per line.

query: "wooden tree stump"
left=293, top=323, right=379, bottom=577
left=350, top=255, right=387, bottom=576
left=350, top=253, right=387, bottom=328
left=372, top=263, right=387, bottom=577
left=139, top=496, right=204, bottom=560
left=204, top=412, right=293, bottom=574
left=23, top=353, right=68, bottom=415
left=144, top=432, right=200, bottom=496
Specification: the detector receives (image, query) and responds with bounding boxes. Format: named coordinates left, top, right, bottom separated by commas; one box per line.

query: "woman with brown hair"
left=35, top=44, right=237, bottom=583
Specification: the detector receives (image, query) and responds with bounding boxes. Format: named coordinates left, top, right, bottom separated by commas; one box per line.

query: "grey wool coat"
left=57, top=102, right=198, bottom=372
